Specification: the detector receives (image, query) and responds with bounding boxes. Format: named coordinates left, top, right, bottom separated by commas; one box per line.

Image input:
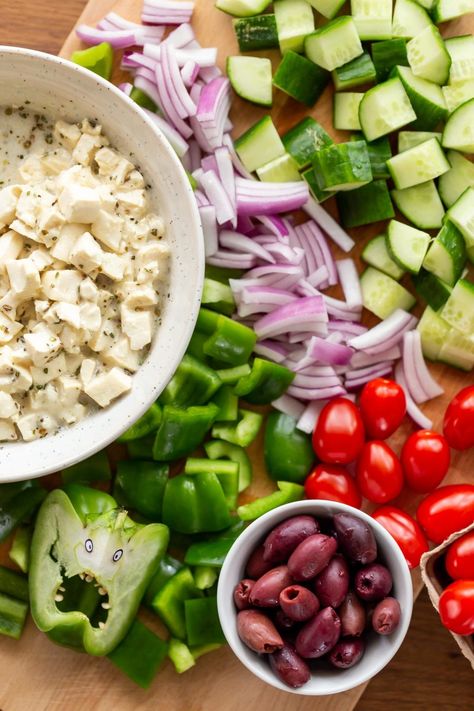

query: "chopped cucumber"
left=360, top=266, right=416, bottom=319
left=305, top=17, right=363, bottom=72
left=423, top=222, right=466, bottom=285
left=302, top=167, right=335, bottom=203
left=442, top=98, right=474, bottom=154
left=387, top=137, right=450, bottom=189
left=447, top=187, right=474, bottom=248
left=398, top=130, right=442, bottom=152
left=216, top=0, right=272, bottom=17
left=445, top=36, right=474, bottom=85
left=233, top=15, right=279, bottom=51
left=362, top=234, right=405, bottom=280
left=392, top=0, right=433, bottom=40
left=412, top=269, right=452, bottom=310
left=443, top=81, right=474, bottom=115
left=438, top=327, right=474, bottom=372
left=359, top=77, right=416, bottom=141
left=337, top=181, right=395, bottom=227
left=273, top=51, right=330, bottom=106
left=351, top=0, right=393, bottom=41
left=391, top=180, right=445, bottom=229
left=227, top=56, right=273, bottom=107
left=372, top=39, right=409, bottom=82
left=307, top=0, right=345, bottom=19
left=274, top=0, right=315, bottom=54
left=417, top=305, right=451, bottom=360
left=387, top=219, right=431, bottom=273
left=439, top=150, right=474, bottom=208
left=441, top=278, right=474, bottom=335
left=433, top=0, right=474, bottom=23
left=334, top=93, right=364, bottom=131
left=333, top=53, right=377, bottom=90
left=406, top=25, right=451, bottom=85
left=393, top=65, right=448, bottom=130
left=313, top=140, right=372, bottom=191
left=282, top=117, right=333, bottom=169
left=256, top=153, right=301, bottom=182
left=234, top=116, right=285, bottom=173
left=351, top=134, right=392, bottom=178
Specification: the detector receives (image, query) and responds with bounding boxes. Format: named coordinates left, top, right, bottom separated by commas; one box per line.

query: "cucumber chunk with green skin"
left=337, top=181, right=395, bottom=227
left=391, top=180, right=445, bottom=229
left=439, top=327, right=474, bottom=372
left=441, top=278, right=474, bottom=335
left=227, top=56, right=272, bottom=107
left=417, top=305, right=451, bottom=360
left=439, top=151, right=474, bottom=208
left=387, top=220, right=431, bottom=273
left=443, top=81, right=474, bottom=115
left=312, top=140, right=372, bottom=192
left=274, top=0, right=315, bottom=54
left=392, top=0, right=433, bottom=40
left=334, top=93, right=364, bottom=131
left=398, top=130, right=442, bottom=152
left=407, top=25, right=451, bottom=85
left=351, top=134, right=392, bottom=178
left=393, top=65, right=448, bottom=131
left=273, top=51, right=330, bottom=106
left=423, top=221, right=466, bottom=286
left=233, top=15, right=279, bottom=51
left=359, top=77, right=417, bottom=141
left=442, top=98, right=474, bottom=154
left=333, top=53, right=377, bottom=91
left=302, top=167, right=335, bottom=203
left=351, top=0, right=392, bottom=41
left=305, top=17, right=363, bottom=72
left=445, top=36, right=474, bottom=85
left=215, top=0, right=271, bottom=17
left=447, top=188, right=474, bottom=248
left=360, top=267, right=416, bottom=319
left=234, top=116, right=285, bottom=173
left=412, top=269, right=452, bottom=311
left=387, top=137, right=450, bottom=190
left=282, top=117, right=333, bottom=169
left=372, top=39, right=409, bottom=82
left=433, top=0, right=474, bottom=23
left=362, top=234, right=405, bottom=280
left=256, top=153, right=301, bottom=182
left=307, top=0, right=345, bottom=18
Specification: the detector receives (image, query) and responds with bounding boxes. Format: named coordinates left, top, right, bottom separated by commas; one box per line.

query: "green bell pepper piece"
left=264, top=412, right=315, bottom=483
left=160, top=355, right=222, bottom=408
left=185, top=597, right=225, bottom=646
left=9, top=526, right=32, bottom=574
left=215, top=364, right=251, bottom=384
left=186, top=330, right=210, bottom=363
left=202, top=311, right=257, bottom=366
left=162, top=471, right=232, bottom=534
left=144, top=553, right=183, bottom=607
left=151, top=566, right=203, bottom=639
left=152, top=404, right=219, bottom=461
left=186, top=170, right=198, bottom=189
left=184, top=520, right=245, bottom=567
left=71, top=42, right=114, bottom=80
left=212, top=408, right=263, bottom=448
left=184, top=458, right=239, bottom=509
left=108, top=619, right=168, bottom=688
left=237, top=481, right=304, bottom=521
left=205, top=264, right=244, bottom=283
left=118, top=403, right=162, bottom=442
left=211, top=385, right=239, bottom=421
left=0, top=565, right=29, bottom=602
left=201, top=278, right=236, bottom=316
left=234, top=358, right=295, bottom=405
left=196, top=307, right=220, bottom=334
left=62, top=450, right=111, bottom=485
left=114, top=460, right=169, bottom=520
left=130, top=85, right=158, bottom=112
left=29, top=488, right=169, bottom=656
left=193, top=565, right=218, bottom=590
left=127, top=436, right=154, bottom=460
left=205, top=439, right=253, bottom=492
left=0, top=480, right=47, bottom=543
left=0, top=592, right=28, bottom=640
left=192, top=642, right=222, bottom=659
left=168, top=637, right=195, bottom=673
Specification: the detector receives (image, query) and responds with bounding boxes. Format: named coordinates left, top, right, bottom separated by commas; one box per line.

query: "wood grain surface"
left=0, top=1, right=472, bottom=709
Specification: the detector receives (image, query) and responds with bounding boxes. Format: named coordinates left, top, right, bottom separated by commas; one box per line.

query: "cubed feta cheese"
left=121, top=306, right=154, bottom=350
left=41, top=147, right=72, bottom=175
left=135, top=240, right=169, bottom=283
left=94, top=147, right=134, bottom=184
left=84, top=367, right=132, bottom=407
left=41, top=269, right=82, bottom=303
left=6, top=258, right=40, bottom=296
left=50, top=223, right=86, bottom=262
left=58, top=184, right=101, bottom=223
left=102, top=335, right=140, bottom=372
left=124, top=285, right=158, bottom=309
left=88, top=317, right=119, bottom=352
left=31, top=352, right=66, bottom=386
left=72, top=133, right=102, bottom=166
left=60, top=325, right=84, bottom=354
left=0, top=351, right=32, bottom=393
left=0, top=231, right=24, bottom=273
left=0, top=311, right=23, bottom=344
left=0, top=392, right=17, bottom=419
left=79, top=302, right=101, bottom=331
left=115, top=189, right=147, bottom=215
left=122, top=170, right=146, bottom=190
left=19, top=156, right=45, bottom=184
left=62, top=403, right=87, bottom=425
left=101, top=253, right=126, bottom=281
left=57, top=375, right=81, bottom=406
left=0, top=186, right=22, bottom=227
left=80, top=358, right=96, bottom=386
left=29, top=247, right=54, bottom=272
left=0, top=420, right=17, bottom=441
left=79, top=277, right=99, bottom=302
left=46, top=301, right=81, bottom=329
left=54, top=120, right=82, bottom=149
left=38, top=205, right=65, bottom=234
left=24, top=329, right=62, bottom=367
left=69, top=231, right=103, bottom=274
left=90, top=210, right=123, bottom=251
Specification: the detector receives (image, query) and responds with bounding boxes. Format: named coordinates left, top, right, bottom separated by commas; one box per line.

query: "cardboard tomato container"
left=420, top=522, right=474, bottom=670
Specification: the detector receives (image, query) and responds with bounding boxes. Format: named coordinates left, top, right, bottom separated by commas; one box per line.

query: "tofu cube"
left=0, top=392, right=17, bottom=419
left=6, top=258, right=40, bottom=296
left=121, top=306, right=154, bottom=350
left=90, top=210, right=123, bottom=251
left=58, top=184, right=101, bottom=223
left=0, top=185, right=21, bottom=227
left=24, top=329, right=62, bottom=367
left=84, top=367, right=132, bottom=407
left=69, top=231, right=103, bottom=274
left=41, top=270, right=82, bottom=303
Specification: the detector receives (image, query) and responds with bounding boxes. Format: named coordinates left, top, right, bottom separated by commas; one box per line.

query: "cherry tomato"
left=445, top=531, right=474, bottom=581
left=417, top=485, right=474, bottom=544
left=356, top=441, right=404, bottom=505
left=359, top=378, right=406, bottom=440
left=439, top=581, right=474, bottom=636
left=443, top=386, right=474, bottom=451
left=401, top=430, right=451, bottom=493
left=312, top=398, right=365, bottom=465
left=305, top=463, right=362, bottom=508
left=372, top=505, right=429, bottom=569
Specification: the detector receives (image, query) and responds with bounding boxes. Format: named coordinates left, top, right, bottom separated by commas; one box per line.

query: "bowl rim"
left=0, top=45, right=204, bottom=481
left=217, top=500, right=414, bottom=696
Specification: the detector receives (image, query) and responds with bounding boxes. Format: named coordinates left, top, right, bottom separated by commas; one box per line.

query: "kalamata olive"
left=314, top=555, right=349, bottom=609
left=329, top=637, right=365, bottom=669
left=355, top=563, right=393, bottom=602
left=279, top=585, right=320, bottom=622
left=274, top=609, right=296, bottom=631
left=237, top=610, right=284, bottom=654
left=295, top=606, right=341, bottom=659
left=339, top=591, right=366, bottom=637
left=233, top=579, right=255, bottom=611
left=246, top=544, right=274, bottom=579
left=288, top=534, right=337, bottom=581
left=333, top=513, right=377, bottom=564
left=372, top=597, right=401, bottom=635
left=269, top=644, right=311, bottom=688
left=263, top=515, right=320, bottom=563
left=250, top=566, right=293, bottom=607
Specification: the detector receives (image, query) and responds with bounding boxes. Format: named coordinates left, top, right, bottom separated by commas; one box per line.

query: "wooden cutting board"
left=0, top=2, right=472, bottom=710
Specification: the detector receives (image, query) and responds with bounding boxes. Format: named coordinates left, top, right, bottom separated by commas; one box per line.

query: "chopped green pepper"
left=62, top=450, right=111, bottom=484
left=0, top=565, right=29, bottom=602
left=201, top=278, right=236, bottom=315
left=150, top=566, right=203, bottom=639
left=160, top=355, right=221, bottom=408
left=152, top=404, right=219, bottom=461
left=0, top=592, right=28, bottom=639
left=237, top=481, right=304, bottom=521
left=193, top=565, right=218, bottom=590
left=162, top=471, right=232, bottom=534
left=205, top=264, right=244, bottom=283
left=108, top=619, right=168, bottom=688
left=0, top=480, right=47, bottom=543
left=144, top=553, right=184, bottom=607
left=127, top=436, right=154, bottom=460
left=191, top=642, right=222, bottom=660
left=130, top=85, right=158, bottom=112
left=184, top=521, right=245, bottom=567
left=264, top=412, right=315, bottom=483
left=168, top=637, right=195, bottom=673
left=234, top=358, right=295, bottom=405
left=184, top=458, right=239, bottom=509
left=203, top=312, right=257, bottom=366
left=212, top=408, right=263, bottom=448
left=185, top=597, right=225, bottom=646
left=71, top=42, right=114, bottom=80
left=215, top=364, right=252, bottom=384
left=9, top=526, right=31, bottom=574
left=118, top=403, right=162, bottom=442
left=186, top=330, right=210, bottom=363
left=205, top=439, right=253, bottom=492
left=211, top=385, right=239, bottom=421
left=114, top=460, right=169, bottom=520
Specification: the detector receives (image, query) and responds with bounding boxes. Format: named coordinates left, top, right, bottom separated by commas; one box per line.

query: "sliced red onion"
left=349, top=309, right=416, bottom=354
left=403, top=331, right=444, bottom=404
left=194, top=189, right=209, bottom=207
left=272, top=394, right=306, bottom=420
left=199, top=205, right=218, bottom=257
left=215, top=147, right=236, bottom=212
left=346, top=362, right=395, bottom=382
left=256, top=216, right=289, bottom=239
left=293, top=373, right=342, bottom=388
left=206, top=251, right=257, bottom=269
left=350, top=345, right=402, bottom=369
left=395, top=362, right=433, bottom=430
left=144, top=43, right=217, bottom=67
left=135, top=65, right=157, bottom=83
left=296, top=399, right=329, bottom=433
left=328, top=321, right=368, bottom=338
left=289, top=222, right=316, bottom=277
left=160, top=44, right=197, bottom=118
left=235, top=215, right=254, bottom=235
left=198, top=171, right=236, bottom=226
left=265, top=243, right=304, bottom=265
left=201, top=154, right=218, bottom=174
left=236, top=178, right=309, bottom=216
left=253, top=233, right=289, bottom=246
left=142, top=0, right=194, bottom=25
left=142, top=108, right=189, bottom=157
left=287, top=385, right=346, bottom=401
left=239, top=301, right=290, bottom=317
left=345, top=364, right=394, bottom=391
left=254, top=296, right=327, bottom=338
left=299, top=221, right=338, bottom=286
left=155, top=62, right=193, bottom=137
left=336, top=259, right=362, bottom=308
left=122, top=51, right=158, bottom=72
left=219, top=230, right=275, bottom=263
left=118, top=82, right=133, bottom=95
left=76, top=25, right=137, bottom=49
left=240, top=286, right=297, bottom=306
left=306, top=336, right=354, bottom=365
left=254, top=340, right=288, bottom=363
left=163, top=22, right=195, bottom=47
left=303, top=197, right=355, bottom=253
left=307, top=266, right=330, bottom=288
left=200, top=65, right=223, bottom=83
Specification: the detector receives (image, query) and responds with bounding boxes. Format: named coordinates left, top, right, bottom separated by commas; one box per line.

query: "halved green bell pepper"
left=212, top=408, right=263, bottom=448
left=234, top=358, right=295, bottom=405
left=152, top=404, right=219, bottom=461
left=118, top=403, right=162, bottom=443
left=114, top=460, right=169, bottom=520
left=237, top=481, right=304, bottom=521
left=193, top=566, right=218, bottom=590
left=162, top=471, right=232, bottom=534
left=264, top=412, right=315, bottom=483
left=205, top=440, right=253, bottom=492
left=160, top=354, right=222, bottom=408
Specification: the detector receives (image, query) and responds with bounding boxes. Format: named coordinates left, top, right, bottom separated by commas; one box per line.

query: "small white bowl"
left=0, top=46, right=204, bottom=481
left=217, top=500, right=413, bottom=696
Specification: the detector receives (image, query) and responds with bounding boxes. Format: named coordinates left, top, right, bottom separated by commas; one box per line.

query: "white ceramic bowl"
left=0, top=46, right=204, bottom=482
left=217, top=500, right=413, bottom=695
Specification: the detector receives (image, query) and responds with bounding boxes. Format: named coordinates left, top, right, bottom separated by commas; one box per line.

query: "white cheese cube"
left=60, top=325, right=84, bottom=354
left=0, top=420, right=17, bottom=441
left=79, top=277, right=99, bottom=302
left=10, top=343, right=31, bottom=366
left=0, top=311, right=23, bottom=344
left=124, top=285, right=158, bottom=309
left=41, top=270, right=82, bottom=303
left=80, top=358, right=96, bottom=386
left=54, top=120, right=81, bottom=149
left=41, top=147, right=72, bottom=175
left=19, top=156, right=45, bottom=184
left=81, top=119, right=103, bottom=136
left=69, top=232, right=103, bottom=274
left=80, top=302, right=101, bottom=331
left=97, top=185, right=116, bottom=213
left=88, top=317, right=119, bottom=352
left=90, top=210, right=123, bottom=251
left=6, top=259, right=40, bottom=296
left=135, top=241, right=170, bottom=283
left=101, top=253, right=126, bottom=281
left=0, top=231, right=24, bottom=271
left=0, top=291, right=21, bottom=322
left=58, top=184, right=101, bottom=223
left=29, top=247, right=54, bottom=272
left=34, top=300, right=51, bottom=319
left=24, top=329, right=62, bottom=367
left=57, top=375, right=81, bottom=406
left=62, top=403, right=87, bottom=425
left=121, top=306, right=154, bottom=351
left=84, top=367, right=132, bottom=407
left=0, top=392, right=17, bottom=419
left=123, top=170, right=145, bottom=190
left=16, top=414, right=39, bottom=441
left=47, top=302, right=81, bottom=329
left=102, top=335, right=140, bottom=372
left=27, top=383, right=59, bottom=412
left=9, top=219, right=39, bottom=242
left=38, top=205, right=65, bottom=234
left=94, top=147, right=134, bottom=184
left=72, top=133, right=102, bottom=166
left=50, top=223, right=86, bottom=262
left=0, top=351, right=32, bottom=393
left=115, top=189, right=147, bottom=215
left=0, top=186, right=21, bottom=227
left=31, top=352, right=66, bottom=386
